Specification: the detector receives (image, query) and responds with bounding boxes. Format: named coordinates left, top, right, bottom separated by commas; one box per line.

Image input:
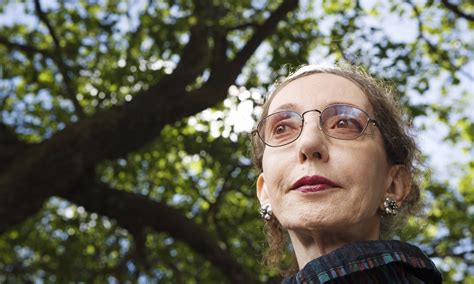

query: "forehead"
left=268, top=73, right=373, bottom=114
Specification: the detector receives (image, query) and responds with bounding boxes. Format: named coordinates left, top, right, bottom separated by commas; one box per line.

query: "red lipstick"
left=291, top=175, right=340, bottom=193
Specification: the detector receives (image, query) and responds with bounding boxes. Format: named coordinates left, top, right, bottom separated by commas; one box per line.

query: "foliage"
left=0, top=0, right=472, bottom=282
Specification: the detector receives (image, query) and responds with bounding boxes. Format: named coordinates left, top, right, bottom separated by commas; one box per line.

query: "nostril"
left=313, top=152, right=322, bottom=159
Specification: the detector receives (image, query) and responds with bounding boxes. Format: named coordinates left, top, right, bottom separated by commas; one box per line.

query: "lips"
left=290, top=175, right=340, bottom=193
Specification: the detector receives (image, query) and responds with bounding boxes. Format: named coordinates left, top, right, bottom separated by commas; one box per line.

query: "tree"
left=0, top=0, right=472, bottom=282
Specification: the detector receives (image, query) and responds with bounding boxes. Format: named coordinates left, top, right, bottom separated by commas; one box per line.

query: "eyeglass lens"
left=258, top=104, right=372, bottom=147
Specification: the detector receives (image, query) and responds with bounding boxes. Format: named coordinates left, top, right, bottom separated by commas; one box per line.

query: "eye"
left=333, top=118, right=363, bottom=130
left=336, top=119, right=351, bottom=128
left=261, top=111, right=302, bottom=145
left=336, top=120, right=348, bottom=128
left=275, top=124, right=288, bottom=134
left=269, top=118, right=300, bottom=139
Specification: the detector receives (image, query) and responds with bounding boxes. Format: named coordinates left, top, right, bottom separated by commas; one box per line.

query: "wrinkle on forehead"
left=268, top=73, right=374, bottom=117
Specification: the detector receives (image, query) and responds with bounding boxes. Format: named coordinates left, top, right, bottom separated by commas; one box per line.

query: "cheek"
left=367, top=141, right=391, bottom=187
left=261, top=149, right=292, bottom=206
left=345, top=143, right=389, bottom=207
left=262, top=149, right=287, bottom=188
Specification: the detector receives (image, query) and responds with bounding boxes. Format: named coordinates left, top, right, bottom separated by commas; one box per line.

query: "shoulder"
left=282, top=240, right=442, bottom=284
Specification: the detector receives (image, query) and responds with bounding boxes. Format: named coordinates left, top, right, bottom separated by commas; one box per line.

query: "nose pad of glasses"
left=298, top=117, right=326, bottom=147
left=302, top=111, right=323, bottom=131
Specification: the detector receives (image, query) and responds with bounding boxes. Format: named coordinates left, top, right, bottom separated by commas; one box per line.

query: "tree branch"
left=227, top=22, right=259, bottom=31
left=57, top=177, right=258, bottom=283
left=407, top=0, right=474, bottom=81
left=34, top=0, right=85, bottom=119
left=224, top=0, right=299, bottom=81
left=0, top=122, right=19, bottom=145
left=0, top=0, right=299, bottom=243
left=159, top=25, right=210, bottom=92
left=0, top=35, right=53, bottom=58
left=33, top=0, right=61, bottom=50
left=127, top=226, right=150, bottom=271
left=0, top=2, right=299, bottom=282
left=0, top=123, right=28, bottom=172
left=440, top=0, right=474, bottom=22
left=193, top=0, right=300, bottom=108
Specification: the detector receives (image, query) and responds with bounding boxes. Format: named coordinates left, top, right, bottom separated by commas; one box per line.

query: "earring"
left=260, top=204, right=273, bottom=221
left=383, top=197, right=398, bottom=216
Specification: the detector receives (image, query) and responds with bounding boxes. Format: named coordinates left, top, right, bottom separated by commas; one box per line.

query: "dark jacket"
left=282, top=240, right=442, bottom=283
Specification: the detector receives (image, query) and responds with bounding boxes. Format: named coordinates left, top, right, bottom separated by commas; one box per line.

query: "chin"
left=279, top=213, right=332, bottom=231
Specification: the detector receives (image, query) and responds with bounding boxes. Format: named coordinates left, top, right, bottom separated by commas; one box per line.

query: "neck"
left=288, top=219, right=380, bottom=269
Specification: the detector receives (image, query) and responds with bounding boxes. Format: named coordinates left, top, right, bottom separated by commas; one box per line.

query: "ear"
left=385, top=165, right=412, bottom=206
left=256, top=173, right=270, bottom=206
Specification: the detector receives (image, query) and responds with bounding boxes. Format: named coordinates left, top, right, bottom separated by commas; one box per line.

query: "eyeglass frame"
left=251, top=103, right=378, bottom=147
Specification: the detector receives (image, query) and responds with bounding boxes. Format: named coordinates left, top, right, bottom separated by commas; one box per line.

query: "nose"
left=297, top=112, right=329, bottom=163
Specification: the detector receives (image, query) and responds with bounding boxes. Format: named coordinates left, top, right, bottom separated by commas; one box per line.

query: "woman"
left=251, top=65, right=442, bottom=283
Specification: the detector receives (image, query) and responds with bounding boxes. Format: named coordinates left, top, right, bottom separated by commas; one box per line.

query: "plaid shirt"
left=282, top=240, right=442, bottom=284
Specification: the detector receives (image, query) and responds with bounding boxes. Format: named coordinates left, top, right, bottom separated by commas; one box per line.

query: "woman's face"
left=257, top=73, right=395, bottom=238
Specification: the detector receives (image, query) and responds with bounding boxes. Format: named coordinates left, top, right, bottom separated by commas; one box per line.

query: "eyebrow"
left=271, top=103, right=299, bottom=113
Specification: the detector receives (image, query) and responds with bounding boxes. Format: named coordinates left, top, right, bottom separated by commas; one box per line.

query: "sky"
left=0, top=0, right=473, bottom=281
left=1, top=1, right=472, bottom=185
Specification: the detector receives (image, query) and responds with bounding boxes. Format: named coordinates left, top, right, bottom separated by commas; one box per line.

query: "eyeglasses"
left=252, top=104, right=377, bottom=147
